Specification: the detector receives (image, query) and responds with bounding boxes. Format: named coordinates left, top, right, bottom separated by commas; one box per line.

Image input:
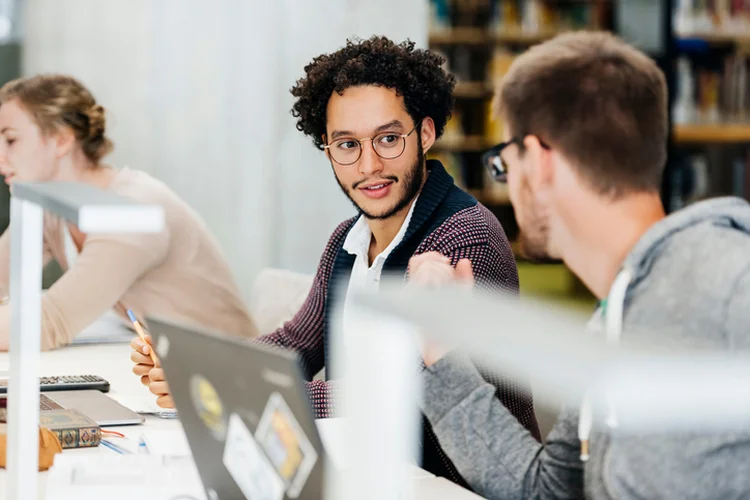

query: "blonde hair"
left=0, top=74, right=114, bottom=164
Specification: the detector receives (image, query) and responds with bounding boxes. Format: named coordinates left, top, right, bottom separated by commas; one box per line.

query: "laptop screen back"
left=148, top=316, right=326, bottom=500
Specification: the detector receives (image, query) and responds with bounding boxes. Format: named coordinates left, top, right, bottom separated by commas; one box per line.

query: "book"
left=40, top=409, right=101, bottom=449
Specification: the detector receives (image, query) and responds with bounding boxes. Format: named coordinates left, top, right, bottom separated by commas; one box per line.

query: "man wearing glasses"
left=410, top=31, right=750, bottom=499
left=131, top=36, right=539, bottom=487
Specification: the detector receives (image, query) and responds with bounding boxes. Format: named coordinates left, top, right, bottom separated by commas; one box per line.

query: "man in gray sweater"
left=409, top=32, right=750, bottom=499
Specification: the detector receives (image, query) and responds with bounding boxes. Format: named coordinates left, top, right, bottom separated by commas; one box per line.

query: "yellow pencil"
left=126, top=309, right=157, bottom=364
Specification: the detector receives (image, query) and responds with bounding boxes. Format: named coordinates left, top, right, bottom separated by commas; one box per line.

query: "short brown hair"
left=496, top=31, right=668, bottom=196
left=0, top=74, right=113, bottom=164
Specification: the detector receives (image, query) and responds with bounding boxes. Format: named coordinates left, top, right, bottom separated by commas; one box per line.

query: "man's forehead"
left=326, top=86, right=409, bottom=133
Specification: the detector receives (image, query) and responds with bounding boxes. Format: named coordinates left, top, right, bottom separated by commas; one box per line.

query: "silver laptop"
left=149, top=315, right=326, bottom=500
left=38, top=390, right=144, bottom=426
left=0, top=385, right=143, bottom=427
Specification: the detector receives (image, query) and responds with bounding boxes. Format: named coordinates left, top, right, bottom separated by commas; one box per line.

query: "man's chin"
left=352, top=194, right=400, bottom=220
left=518, top=234, right=557, bottom=263
left=360, top=203, right=398, bottom=220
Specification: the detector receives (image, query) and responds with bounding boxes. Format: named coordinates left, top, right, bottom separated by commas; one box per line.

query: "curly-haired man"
left=131, top=36, right=539, bottom=487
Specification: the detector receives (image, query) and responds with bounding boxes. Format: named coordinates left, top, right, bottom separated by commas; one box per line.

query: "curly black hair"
left=290, top=36, right=456, bottom=151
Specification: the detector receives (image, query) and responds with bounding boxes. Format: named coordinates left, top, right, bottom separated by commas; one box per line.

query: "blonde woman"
left=0, top=74, right=258, bottom=351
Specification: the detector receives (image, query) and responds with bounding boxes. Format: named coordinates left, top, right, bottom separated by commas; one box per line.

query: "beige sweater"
left=0, top=168, right=259, bottom=349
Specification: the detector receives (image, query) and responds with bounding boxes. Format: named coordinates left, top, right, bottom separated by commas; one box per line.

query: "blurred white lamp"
left=7, top=182, right=164, bottom=500
left=344, top=282, right=750, bottom=489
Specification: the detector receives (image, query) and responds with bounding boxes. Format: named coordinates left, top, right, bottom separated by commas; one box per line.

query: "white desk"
left=0, top=343, right=484, bottom=500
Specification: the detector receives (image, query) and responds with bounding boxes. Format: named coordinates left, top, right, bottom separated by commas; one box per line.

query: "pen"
left=127, top=309, right=158, bottom=364
left=101, top=438, right=130, bottom=455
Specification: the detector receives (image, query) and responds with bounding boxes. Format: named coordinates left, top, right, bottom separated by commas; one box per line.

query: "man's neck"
left=561, top=192, right=665, bottom=300
left=366, top=199, right=416, bottom=265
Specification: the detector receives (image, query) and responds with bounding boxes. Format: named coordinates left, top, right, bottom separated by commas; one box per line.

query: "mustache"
left=352, top=175, right=398, bottom=190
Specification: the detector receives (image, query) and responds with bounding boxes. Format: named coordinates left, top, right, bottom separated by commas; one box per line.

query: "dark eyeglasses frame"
left=482, top=137, right=550, bottom=183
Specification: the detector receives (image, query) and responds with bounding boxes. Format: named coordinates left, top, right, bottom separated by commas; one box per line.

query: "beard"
left=516, top=181, right=555, bottom=263
left=335, top=139, right=426, bottom=220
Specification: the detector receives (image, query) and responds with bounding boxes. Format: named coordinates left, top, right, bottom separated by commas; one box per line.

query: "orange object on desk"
left=0, top=425, right=63, bottom=471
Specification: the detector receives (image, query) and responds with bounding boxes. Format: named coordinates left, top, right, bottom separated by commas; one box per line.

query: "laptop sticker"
left=189, top=375, right=226, bottom=440
left=223, top=412, right=284, bottom=500
left=155, top=334, right=171, bottom=359
left=255, top=392, right=319, bottom=499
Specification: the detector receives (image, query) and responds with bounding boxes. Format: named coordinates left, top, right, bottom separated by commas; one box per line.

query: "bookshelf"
left=428, top=0, right=616, bottom=221
left=678, top=33, right=750, bottom=46
left=453, top=81, right=494, bottom=98
left=429, top=26, right=562, bottom=46
left=429, top=1, right=750, bottom=215
left=671, top=2, right=750, bottom=207
left=674, top=124, right=750, bottom=144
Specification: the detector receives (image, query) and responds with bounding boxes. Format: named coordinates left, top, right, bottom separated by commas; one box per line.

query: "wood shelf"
left=673, top=123, right=750, bottom=144
left=454, top=81, right=494, bottom=99
left=432, top=136, right=490, bottom=152
left=494, top=26, right=561, bottom=44
left=470, top=188, right=510, bottom=206
left=429, top=27, right=561, bottom=46
left=429, top=27, right=492, bottom=45
left=677, top=32, right=750, bottom=45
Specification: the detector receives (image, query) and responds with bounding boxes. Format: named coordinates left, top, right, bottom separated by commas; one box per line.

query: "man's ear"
left=322, top=134, right=332, bottom=160
left=419, top=117, right=436, bottom=152
left=54, top=127, right=77, bottom=159
left=523, top=135, right=553, bottom=191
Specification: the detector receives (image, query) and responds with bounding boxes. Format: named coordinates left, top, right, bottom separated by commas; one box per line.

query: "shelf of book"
left=429, top=26, right=561, bottom=46
left=494, top=26, right=561, bottom=44
left=435, top=123, right=750, bottom=153
left=677, top=33, right=750, bottom=45
left=429, top=27, right=492, bottom=45
left=674, top=123, right=750, bottom=144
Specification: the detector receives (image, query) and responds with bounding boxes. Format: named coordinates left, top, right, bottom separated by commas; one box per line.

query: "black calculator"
left=0, top=375, right=110, bottom=394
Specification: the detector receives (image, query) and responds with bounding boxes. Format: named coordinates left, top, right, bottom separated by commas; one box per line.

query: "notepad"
left=44, top=454, right=206, bottom=500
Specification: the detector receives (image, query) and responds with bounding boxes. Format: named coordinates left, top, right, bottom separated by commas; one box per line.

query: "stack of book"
left=674, top=54, right=749, bottom=124
left=489, top=0, right=610, bottom=33
left=674, top=0, right=750, bottom=37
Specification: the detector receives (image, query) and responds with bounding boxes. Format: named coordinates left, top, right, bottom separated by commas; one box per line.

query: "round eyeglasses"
left=324, top=121, right=421, bottom=166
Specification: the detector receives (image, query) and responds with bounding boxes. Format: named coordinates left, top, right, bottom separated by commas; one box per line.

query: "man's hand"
left=409, top=252, right=475, bottom=288
left=130, top=335, right=175, bottom=409
left=408, top=252, right=475, bottom=367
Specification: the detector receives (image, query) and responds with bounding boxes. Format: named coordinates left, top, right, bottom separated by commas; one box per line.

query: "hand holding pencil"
left=127, top=310, right=157, bottom=364
left=127, top=310, right=175, bottom=409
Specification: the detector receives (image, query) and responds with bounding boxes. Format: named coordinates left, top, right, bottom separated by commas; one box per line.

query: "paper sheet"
left=108, top=392, right=178, bottom=417
left=140, top=428, right=192, bottom=457
left=44, top=454, right=206, bottom=500
left=72, top=311, right=135, bottom=345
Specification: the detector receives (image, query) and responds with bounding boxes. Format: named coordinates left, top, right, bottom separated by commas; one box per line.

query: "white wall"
left=22, top=0, right=427, bottom=299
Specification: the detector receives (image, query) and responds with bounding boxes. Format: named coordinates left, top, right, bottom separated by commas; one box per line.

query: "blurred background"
left=0, top=0, right=748, bottom=314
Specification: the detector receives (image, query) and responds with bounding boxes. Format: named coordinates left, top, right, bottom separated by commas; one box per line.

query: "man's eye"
left=377, top=134, right=399, bottom=146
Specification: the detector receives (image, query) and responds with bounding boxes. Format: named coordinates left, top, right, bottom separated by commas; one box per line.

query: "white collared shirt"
left=341, top=198, right=418, bottom=339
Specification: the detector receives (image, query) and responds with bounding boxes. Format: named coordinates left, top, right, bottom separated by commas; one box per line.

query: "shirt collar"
left=343, top=195, right=420, bottom=262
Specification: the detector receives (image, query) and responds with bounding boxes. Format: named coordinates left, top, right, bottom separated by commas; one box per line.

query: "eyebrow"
left=0, top=127, right=16, bottom=134
left=330, top=119, right=405, bottom=141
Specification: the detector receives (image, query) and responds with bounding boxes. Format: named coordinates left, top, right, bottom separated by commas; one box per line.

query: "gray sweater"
left=421, top=197, right=750, bottom=499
